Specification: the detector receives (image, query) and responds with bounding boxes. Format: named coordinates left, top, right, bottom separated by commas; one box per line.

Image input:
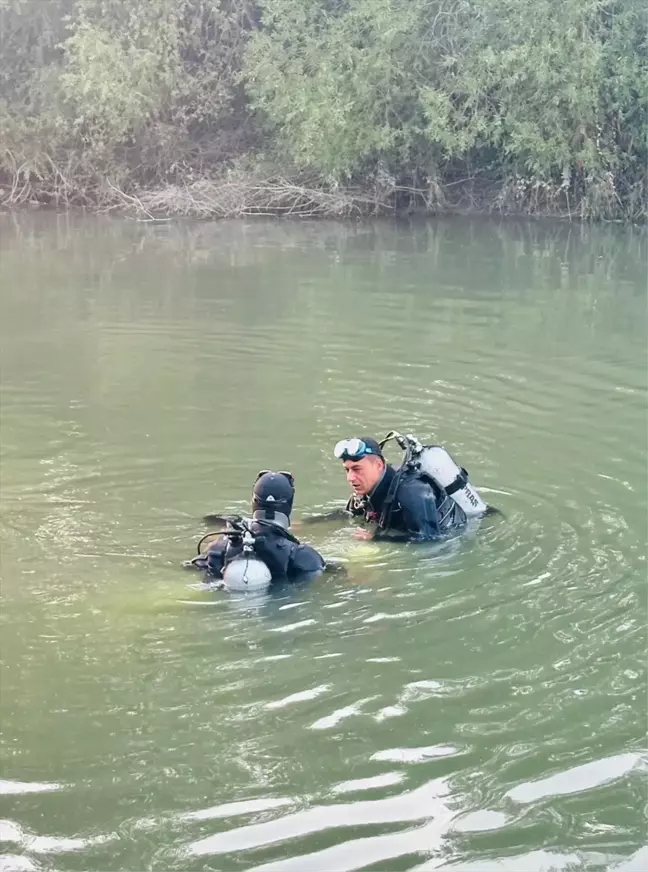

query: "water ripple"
left=505, top=752, right=646, bottom=804
left=186, top=777, right=452, bottom=857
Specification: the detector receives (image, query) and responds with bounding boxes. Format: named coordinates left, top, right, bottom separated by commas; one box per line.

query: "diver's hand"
left=352, top=529, right=373, bottom=540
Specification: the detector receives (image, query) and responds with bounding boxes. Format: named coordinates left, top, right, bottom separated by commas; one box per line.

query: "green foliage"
left=244, top=0, right=424, bottom=178
left=0, top=0, right=645, bottom=218
left=245, top=0, right=647, bottom=217
left=0, top=0, right=252, bottom=189
left=60, top=19, right=168, bottom=147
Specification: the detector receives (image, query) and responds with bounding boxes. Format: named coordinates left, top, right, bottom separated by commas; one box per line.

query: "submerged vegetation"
left=0, top=0, right=646, bottom=220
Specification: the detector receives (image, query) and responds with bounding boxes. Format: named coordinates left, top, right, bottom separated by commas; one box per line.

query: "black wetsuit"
left=191, top=520, right=326, bottom=582
left=347, top=464, right=467, bottom=541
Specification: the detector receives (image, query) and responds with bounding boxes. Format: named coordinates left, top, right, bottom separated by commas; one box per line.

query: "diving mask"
left=333, top=438, right=381, bottom=462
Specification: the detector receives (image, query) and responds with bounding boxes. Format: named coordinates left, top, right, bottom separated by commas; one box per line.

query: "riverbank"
left=2, top=167, right=645, bottom=223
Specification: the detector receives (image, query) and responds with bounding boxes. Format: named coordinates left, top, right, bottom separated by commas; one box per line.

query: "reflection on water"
left=0, top=213, right=646, bottom=871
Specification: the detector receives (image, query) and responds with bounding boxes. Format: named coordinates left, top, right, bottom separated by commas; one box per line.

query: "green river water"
left=0, top=213, right=646, bottom=872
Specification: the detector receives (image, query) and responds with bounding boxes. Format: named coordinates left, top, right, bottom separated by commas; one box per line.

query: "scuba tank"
left=380, top=431, right=487, bottom=519
left=222, top=558, right=272, bottom=591
left=417, top=445, right=487, bottom=518
left=197, top=519, right=273, bottom=592
left=222, top=529, right=272, bottom=592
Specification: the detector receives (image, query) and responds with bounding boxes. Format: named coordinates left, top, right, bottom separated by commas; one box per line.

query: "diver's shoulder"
left=395, top=471, right=430, bottom=498
left=291, top=541, right=326, bottom=573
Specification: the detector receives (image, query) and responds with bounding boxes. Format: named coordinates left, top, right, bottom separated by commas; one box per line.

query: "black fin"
left=202, top=513, right=229, bottom=525
left=484, top=505, right=506, bottom=519
left=300, top=508, right=351, bottom=525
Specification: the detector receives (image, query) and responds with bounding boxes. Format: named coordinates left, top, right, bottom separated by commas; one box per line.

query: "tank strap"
left=444, top=468, right=469, bottom=496
left=378, top=471, right=403, bottom=530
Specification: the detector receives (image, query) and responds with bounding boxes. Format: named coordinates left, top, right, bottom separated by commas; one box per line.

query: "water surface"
left=1, top=213, right=646, bottom=871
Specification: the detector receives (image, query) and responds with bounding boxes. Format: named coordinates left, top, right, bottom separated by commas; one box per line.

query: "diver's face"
left=342, top=456, right=384, bottom=496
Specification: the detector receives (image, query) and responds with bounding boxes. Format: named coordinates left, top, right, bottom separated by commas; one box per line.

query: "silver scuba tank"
left=416, top=444, right=487, bottom=518
left=386, top=431, right=487, bottom=519
left=222, top=529, right=272, bottom=592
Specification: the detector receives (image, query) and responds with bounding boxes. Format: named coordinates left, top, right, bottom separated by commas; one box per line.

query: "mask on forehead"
left=333, top=437, right=383, bottom=462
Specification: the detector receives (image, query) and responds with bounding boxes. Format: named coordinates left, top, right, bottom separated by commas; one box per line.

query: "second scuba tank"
left=417, top=444, right=487, bottom=518
left=222, top=528, right=272, bottom=592
left=222, top=555, right=272, bottom=592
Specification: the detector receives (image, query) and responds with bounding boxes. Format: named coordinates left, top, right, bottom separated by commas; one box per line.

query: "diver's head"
left=252, top=470, right=295, bottom=528
left=334, top=436, right=385, bottom=496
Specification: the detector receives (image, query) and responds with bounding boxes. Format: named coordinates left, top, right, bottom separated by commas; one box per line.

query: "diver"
left=328, top=432, right=493, bottom=542
left=184, top=470, right=328, bottom=591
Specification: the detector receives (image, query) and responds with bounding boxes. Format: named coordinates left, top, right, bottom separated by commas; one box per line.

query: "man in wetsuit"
left=186, top=470, right=326, bottom=582
left=333, top=436, right=468, bottom=541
